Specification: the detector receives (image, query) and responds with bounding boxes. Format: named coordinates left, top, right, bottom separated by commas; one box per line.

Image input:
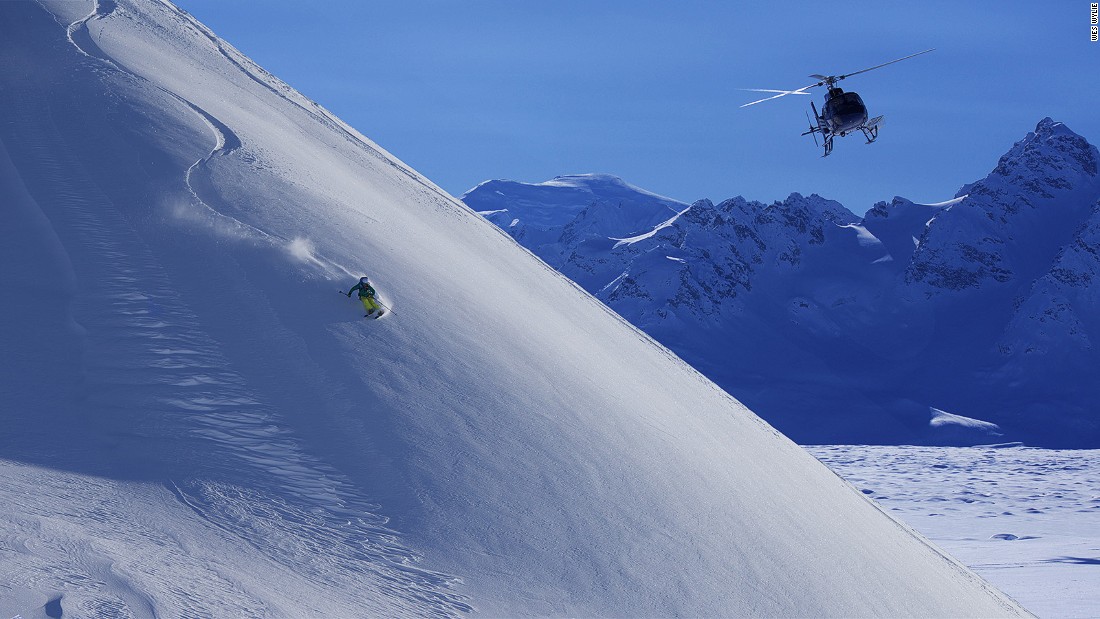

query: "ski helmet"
left=360, top=276, right=370, bottom=284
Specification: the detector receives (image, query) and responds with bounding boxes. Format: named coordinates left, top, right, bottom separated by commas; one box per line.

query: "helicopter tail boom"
left=801, top=100, right=834, bottom=157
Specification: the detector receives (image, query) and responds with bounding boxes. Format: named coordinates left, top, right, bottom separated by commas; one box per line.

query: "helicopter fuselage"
left=803, top=87, right=881, bottom=157
left=821, top=88, right=868, bottom=136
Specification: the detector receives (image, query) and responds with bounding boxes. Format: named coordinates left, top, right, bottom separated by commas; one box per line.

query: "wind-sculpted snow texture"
left=467, top=120, right=1100, bottom=448
left=1, top=1, right=1027, bottom=616
left=810, top=444, right=1100, bottom=619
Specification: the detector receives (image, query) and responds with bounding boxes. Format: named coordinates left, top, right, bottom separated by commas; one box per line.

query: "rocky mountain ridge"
left=465, top=118, right=1100, bottom=447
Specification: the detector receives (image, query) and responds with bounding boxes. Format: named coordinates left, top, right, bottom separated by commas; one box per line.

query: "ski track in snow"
left=61, top=0, right=358, bottom=281
left=64, top=0, right=119, bottom=68
left=149, top=0, right=448, bottom=207
left=63, top=0, right=289, bottom=257
left=2, top=3, right=468, bottom=615
left=2, top=83, right=469, bottom=616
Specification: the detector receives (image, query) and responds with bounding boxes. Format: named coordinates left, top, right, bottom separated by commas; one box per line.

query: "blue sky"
left=174, top=0, right=1097, bottom=214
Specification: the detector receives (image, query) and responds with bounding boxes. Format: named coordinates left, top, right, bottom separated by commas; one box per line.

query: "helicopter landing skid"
left=861, top=115, right=884, bottom=144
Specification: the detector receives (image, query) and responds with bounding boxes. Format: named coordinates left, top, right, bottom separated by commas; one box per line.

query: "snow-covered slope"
left=1, top=1, right=1026, bottom=616
left=811, top=444, right=1100, bottom=619
left=468, top=121, right=1100, bottom=448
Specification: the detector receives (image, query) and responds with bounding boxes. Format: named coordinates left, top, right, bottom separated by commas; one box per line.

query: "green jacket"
left=349, top=282, right=377, bottom=298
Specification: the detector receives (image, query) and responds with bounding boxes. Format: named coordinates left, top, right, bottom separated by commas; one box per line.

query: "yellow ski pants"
left=360, top=296, right=381, bottom=313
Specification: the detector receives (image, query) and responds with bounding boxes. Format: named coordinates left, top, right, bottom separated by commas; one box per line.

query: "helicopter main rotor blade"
left=741, top=49, right=932, bottom=108
left=835, top=48, right=935, bottom=81
left=739, top=84, right=817, bottom=108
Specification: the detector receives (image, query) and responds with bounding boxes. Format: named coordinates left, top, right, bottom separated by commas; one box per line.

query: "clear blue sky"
left=174, top=0, right=1097, bottom=213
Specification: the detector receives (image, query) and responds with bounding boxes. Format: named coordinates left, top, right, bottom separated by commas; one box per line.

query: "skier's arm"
left=347, top=283, right=361, bottom=296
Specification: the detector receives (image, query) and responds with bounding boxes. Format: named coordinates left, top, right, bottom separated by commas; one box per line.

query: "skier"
left=347, top=276, right=385, bottom=318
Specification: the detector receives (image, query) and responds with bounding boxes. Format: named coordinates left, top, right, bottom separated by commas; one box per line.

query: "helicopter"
left=741, top=49, right=934, bottom=157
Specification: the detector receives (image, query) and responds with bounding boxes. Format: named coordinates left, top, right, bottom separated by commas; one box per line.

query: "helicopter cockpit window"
left=834, top=93, right=865, bottom=116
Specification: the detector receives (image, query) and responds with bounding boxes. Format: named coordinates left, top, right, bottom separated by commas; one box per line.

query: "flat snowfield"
left=1, top=1, right=1028, bottom=616
left=812, top=445, right=1100, bottom=619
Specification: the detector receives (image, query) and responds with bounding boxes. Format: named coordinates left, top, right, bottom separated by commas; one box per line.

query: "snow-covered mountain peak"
left=539, top=172, right=675, bottom=197
left=785, top=191, right=858, bottom=218
left=905, top=119, right=1100, bottom=294
left=866, top=195, right=956, bottom=216
left=760, top=192, right=860, bottom=228
left=462, top=173, right=684, bottom=206
left=466, top=173, right=690, bottom=263
left=986, top=118, right=1098, bottom=194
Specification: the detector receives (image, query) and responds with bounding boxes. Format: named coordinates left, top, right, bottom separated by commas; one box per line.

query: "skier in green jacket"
left=347, top=276, right=385, bottom=317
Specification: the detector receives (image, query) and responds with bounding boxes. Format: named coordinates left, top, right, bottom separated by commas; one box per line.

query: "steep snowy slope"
left=1, top=1, right=1025, bottom=616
